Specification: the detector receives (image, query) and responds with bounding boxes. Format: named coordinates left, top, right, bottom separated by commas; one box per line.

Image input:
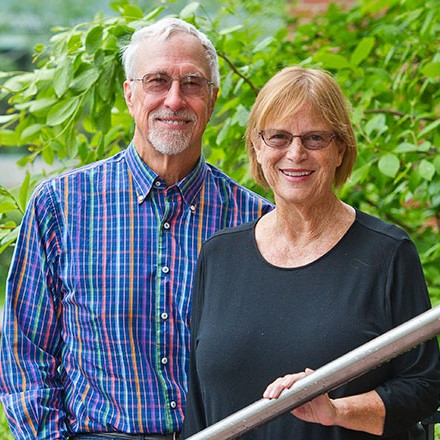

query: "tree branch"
left=218, top=52, right=260, bottom=95
left=364, top=109, right=437, bottom=122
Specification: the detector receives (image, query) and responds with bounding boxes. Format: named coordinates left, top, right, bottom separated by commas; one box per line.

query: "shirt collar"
left=125, top=141, right=208, bottom=206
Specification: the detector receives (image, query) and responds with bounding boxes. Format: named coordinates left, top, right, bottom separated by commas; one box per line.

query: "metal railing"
left=187, top=305, right=440, bottom=440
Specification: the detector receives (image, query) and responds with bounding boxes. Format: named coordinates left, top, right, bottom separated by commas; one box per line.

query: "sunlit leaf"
left=0, top=201, right=18, bottom=214
left=46, top=96, right=81, bottom=126
left=86, top=25, right=104, bottom=54
left=378, top=153, right=400, bottom=177
left=419, top=159, right=436, bottom=181
left=313, top=53, right=351, bottom=70
left=350, top=37, right=375, bottom=67
left=54, top=59, right=74, bottom=98
left=70, top=67, right=100, bottom=92
left=422, top=62, right=440, bottom=78
left=179, top=2, right=200, bottom=18
left=18, top=172, right=31, bottom=213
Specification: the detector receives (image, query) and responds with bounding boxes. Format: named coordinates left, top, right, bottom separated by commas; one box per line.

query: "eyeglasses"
left=131, top=72, right=214, bottom=98
left=258, top=129, right=337, bottom=150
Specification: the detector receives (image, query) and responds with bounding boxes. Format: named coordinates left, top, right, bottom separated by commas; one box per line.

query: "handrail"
left=186, top=305, right=440, bottom=440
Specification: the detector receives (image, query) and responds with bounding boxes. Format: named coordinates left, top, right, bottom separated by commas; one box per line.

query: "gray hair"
left=121, top=17, right=220, bottom=88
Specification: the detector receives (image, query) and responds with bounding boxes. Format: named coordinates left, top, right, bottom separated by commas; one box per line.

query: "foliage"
left=0, top=0, right=439, bottom=306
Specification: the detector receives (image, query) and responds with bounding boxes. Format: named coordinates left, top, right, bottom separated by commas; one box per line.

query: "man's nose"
left=163, top=80, right=186, bottom=110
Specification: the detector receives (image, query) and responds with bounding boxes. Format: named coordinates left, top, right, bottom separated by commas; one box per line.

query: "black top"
left=183, top=210, right=440, bottom=439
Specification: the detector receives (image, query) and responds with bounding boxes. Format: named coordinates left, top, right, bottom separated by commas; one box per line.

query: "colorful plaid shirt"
left=0, top=142, right=273, bottom=439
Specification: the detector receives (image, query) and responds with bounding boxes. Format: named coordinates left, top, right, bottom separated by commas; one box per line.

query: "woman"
left=183, top=67, right=440, bottom=439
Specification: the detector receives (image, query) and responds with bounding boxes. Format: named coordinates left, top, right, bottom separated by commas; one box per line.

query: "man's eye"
left=182, top=77, right=203, bottom=88
left=149, top=76, right=169, bottom=85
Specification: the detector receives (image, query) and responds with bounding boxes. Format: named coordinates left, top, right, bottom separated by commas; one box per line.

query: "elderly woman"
left=183, top=67, right=440, bottom=439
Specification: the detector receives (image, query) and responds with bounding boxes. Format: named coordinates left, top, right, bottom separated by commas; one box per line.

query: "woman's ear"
left=336, top=141, right=346, bottom=167
left=252, top=132, right=263, bottom=164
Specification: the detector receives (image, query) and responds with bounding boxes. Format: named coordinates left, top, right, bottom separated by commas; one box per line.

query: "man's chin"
left=151, top=141, right=190, bottom=156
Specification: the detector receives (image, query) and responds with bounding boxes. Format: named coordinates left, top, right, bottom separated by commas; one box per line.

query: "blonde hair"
left=246, top=66, right=357, bottom=188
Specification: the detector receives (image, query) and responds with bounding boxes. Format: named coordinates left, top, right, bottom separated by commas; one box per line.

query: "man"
left=0, top=18, right=272, bottom=439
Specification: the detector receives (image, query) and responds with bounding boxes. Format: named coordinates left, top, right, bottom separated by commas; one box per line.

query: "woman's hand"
left=263, top=368, right=337, bottom=426
left=263, top=368, right=385, bottom=435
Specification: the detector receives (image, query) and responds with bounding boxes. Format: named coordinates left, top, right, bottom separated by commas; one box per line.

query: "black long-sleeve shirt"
left=184, top=210, right=440, bottom=439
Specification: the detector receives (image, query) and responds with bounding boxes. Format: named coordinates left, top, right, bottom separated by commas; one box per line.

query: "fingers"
left=263, top=372, right=306, bottom=399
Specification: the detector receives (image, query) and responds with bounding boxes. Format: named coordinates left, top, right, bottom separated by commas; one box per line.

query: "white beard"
left=148, top=110, right=197, bottom=155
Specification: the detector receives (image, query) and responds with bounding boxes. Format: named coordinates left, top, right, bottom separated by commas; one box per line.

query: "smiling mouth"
left=281, top=170, right=313, bottom=177
left=158, top=118, right=191, bottom=126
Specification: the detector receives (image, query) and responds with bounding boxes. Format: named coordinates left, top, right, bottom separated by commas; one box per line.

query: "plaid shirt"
left=0, top=143, right=272, bottom=439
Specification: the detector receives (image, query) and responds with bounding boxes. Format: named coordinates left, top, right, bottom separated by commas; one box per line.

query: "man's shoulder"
left=205, top=162, right=271, bottom=202
left=38, top=150, right=126, bottom=189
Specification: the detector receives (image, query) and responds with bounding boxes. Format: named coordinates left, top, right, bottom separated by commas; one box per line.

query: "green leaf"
left=219, top=25, right=244, bottom=35
left=253, top=37, right=275, bottom=53
left=85, top=25, right=104, bottom=54
left=19, top=172, right=31, bottom=213
left=121, top=4, right=146, bottom=19
left=20, top=124, right=43, bottom=140
left=179, top=2, right=200, bottom=18
left=0, top=129, right=18, bottom=146
left=0, top=114, right=19, bottom=124
left=29, top=98, right=58, bottom=115
left=0, top=185, right=15, bottom=198
left=42, top=146, right=55, bottom=165
left=97, top=62, right=116, bottom=101
left=394, top=142, right=418, bottom=153
left=422, top=62, right=440, bottom=78
left=419, top=119, right=440, bottom=138
left=350, top=37, right=375, bottom=67
left=70, top=67, right=100, bottom=92
left=143, top=7, right=165, bottom=22
left=313, top=53, right=351, bottom=70
left=419, top=159, right=436, bottom=181
left=0, top=201, right=18, bottom=214
left=434, top=156, right=440, bottom=175
left=46, top=96, right=81, bottom=126
left=364, top=114, right=387, bottom=137
left=54, top=58, right=74, bottom=98
left=378, top=153, right=400, bottom=178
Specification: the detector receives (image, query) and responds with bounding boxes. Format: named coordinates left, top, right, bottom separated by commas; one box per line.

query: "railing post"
left=186, top=305, right=440, bottom=440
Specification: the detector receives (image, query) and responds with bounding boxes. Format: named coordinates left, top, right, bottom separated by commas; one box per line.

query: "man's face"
left=124, top=32, right=218, bottom=160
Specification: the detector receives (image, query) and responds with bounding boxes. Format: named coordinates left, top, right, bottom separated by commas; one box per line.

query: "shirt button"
left=137, top=195, right=144, bottom=203
left=162, top=266, right=170, bottom=274
left=161, top=312, right=169, bottom=320
left=163, top=222, right=170, bottom=230
left=190, top=205, right=196, bottom=212
left=161, top=357, right=168, bottom=365
left=170, top=401, right=177, bottom=409
left=155, top=181, right=161, bottom=187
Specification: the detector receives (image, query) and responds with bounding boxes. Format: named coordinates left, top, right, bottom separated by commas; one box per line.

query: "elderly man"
left=0, top=17, right=272, bottom=439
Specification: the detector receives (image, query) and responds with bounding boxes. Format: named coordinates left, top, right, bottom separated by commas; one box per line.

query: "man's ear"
left=124, top=80, right=135, bottom=116
left=208, top=87, right=219, bottom=118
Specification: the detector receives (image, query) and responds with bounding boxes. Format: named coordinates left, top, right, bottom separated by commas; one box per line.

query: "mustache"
left=150, top=109, right=197, bottom=122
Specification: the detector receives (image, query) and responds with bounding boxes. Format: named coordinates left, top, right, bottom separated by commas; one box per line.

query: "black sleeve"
left=182, top=248, right=207, bottom=438
left=376, top=239, right=440, bottom=437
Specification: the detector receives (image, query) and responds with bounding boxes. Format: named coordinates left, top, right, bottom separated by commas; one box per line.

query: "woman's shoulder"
left=203, top=219, right=258, bottom=251
left=354, top=209, right=410, bottom=242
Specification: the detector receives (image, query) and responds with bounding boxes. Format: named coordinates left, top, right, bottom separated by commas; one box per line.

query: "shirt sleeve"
left=376, top=239, right=440, bottom=437
left=182, top=249, right=207, bottom=438
left=0, top=183, right=69, bottom=439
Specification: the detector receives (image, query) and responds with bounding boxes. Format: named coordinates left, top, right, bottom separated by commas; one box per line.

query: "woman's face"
left=254, top=105, right=345, bottom=208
